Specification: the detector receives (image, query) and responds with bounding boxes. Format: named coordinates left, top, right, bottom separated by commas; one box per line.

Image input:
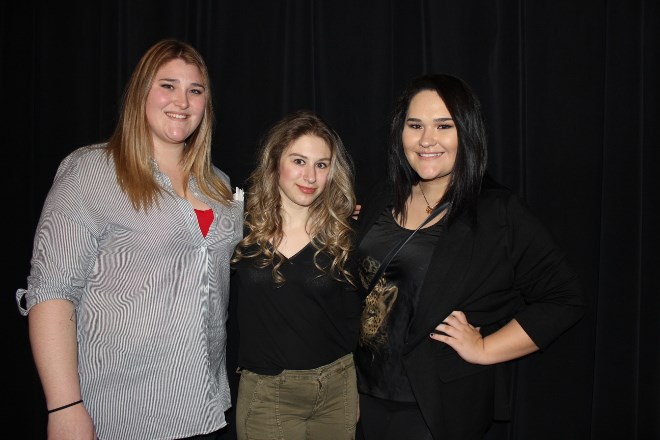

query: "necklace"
left=418, top=183, right=433, bottom=214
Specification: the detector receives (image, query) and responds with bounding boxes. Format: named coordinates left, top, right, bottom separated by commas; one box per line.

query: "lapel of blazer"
left=404, top=216, right=474, bottom=350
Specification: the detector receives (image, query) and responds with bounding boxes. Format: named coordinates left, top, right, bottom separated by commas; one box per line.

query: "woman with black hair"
left=354, top=73, right=586, bottom=440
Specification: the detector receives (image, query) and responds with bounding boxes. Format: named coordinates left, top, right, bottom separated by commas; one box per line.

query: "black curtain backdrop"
left=3, top=1, right=658, bottom=439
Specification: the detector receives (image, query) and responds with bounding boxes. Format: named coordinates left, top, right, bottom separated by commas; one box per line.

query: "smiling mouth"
left=166, top=113, right=188, bottom=119
left=418, top=152, right=442, bottom=157
left=297, top=185, right=316, bottom=194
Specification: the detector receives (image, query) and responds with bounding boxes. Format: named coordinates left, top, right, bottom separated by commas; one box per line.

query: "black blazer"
left=354, top=180, right=586, bottom=439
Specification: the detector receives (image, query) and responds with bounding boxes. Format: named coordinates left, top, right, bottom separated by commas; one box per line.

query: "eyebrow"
left=287, top=152, right=331, bottom=162
left=158, top=77, right=206, bottom=89
left=406, top=117, right=453, bottom=122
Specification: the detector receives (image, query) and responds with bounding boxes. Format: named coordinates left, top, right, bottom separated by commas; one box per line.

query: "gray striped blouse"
left=16, top=143, right=244, bottom=440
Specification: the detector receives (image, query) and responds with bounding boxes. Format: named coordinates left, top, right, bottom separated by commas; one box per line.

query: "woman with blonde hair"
left=16, top=39, right=243, bottom=439
left=231, top=110, right=361, bottom=440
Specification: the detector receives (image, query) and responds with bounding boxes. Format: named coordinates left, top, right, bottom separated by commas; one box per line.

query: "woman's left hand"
left=430, top=311, right=486, bottom=364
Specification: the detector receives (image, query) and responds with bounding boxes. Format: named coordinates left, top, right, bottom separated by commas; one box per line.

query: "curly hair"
left=232, top=110, right=356, bottom=287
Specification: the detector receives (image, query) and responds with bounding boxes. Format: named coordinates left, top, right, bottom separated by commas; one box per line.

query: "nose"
left=420, top=129, right=437, bottom=148
left=173, top=90, right=189, bottom=108
left=303, top=166, right=316, bottom=184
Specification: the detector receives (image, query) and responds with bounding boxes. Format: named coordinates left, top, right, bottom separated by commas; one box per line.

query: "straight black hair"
left=388, top=73, right=488, bottom=225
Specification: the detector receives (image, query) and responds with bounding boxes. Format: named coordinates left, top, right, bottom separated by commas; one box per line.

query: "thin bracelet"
left=47, top=399, right=83, bottom=414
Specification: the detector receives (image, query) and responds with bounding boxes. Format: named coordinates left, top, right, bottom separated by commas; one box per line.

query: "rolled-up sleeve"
left=507, top=196, right=587, bottom=349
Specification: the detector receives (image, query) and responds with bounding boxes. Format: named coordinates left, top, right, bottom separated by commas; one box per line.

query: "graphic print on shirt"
left=359, top=255, right=398, bottom=349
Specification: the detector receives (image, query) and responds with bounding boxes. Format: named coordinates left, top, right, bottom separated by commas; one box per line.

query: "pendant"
left=426, top=205, right=433, bottom=214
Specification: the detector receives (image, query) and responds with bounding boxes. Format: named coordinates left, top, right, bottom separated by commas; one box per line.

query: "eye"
left=160, top=83, right=174, bottom=90
left=438, top=123, right=454, bottom=130
left=190, top=88, right=204, bottom=95
left=316, top=162, right=329, bottom=169
left=293, top=158, right=305, bottom=165
left=407, top=123, right=422, bottom=130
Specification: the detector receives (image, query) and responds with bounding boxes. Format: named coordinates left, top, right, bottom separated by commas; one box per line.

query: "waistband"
left=286, top=353, right=354, bottom=375
left=242, top=353, right=354, bottom=378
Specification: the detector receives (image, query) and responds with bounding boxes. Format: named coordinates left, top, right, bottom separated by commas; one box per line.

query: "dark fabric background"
left=3, top=1, right=658, bottom=439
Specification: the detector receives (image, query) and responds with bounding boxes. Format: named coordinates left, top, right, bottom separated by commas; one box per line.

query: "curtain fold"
left=3, top=1, right=657, bottom=438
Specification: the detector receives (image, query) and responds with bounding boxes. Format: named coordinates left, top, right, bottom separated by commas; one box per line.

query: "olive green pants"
left=236, top=353, right=358, bottom=440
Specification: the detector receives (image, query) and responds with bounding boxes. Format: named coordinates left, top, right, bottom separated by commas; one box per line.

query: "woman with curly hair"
left=231, top=110, right=361, bottom=440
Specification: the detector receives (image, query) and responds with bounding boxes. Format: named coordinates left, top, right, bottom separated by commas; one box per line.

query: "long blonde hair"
left=233, top=110, right=356, bottom=286
left=106, top=38, right=232, bottom=211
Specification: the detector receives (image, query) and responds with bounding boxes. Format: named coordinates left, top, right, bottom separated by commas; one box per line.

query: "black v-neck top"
left=231, top=242, right=362, bottom=374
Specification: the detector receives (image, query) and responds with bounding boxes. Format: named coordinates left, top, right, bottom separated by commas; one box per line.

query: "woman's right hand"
left=48, top=403, right=96, bottom=440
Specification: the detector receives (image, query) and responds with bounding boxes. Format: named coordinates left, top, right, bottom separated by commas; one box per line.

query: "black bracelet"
left=47, top=399, right=83, bottom=414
